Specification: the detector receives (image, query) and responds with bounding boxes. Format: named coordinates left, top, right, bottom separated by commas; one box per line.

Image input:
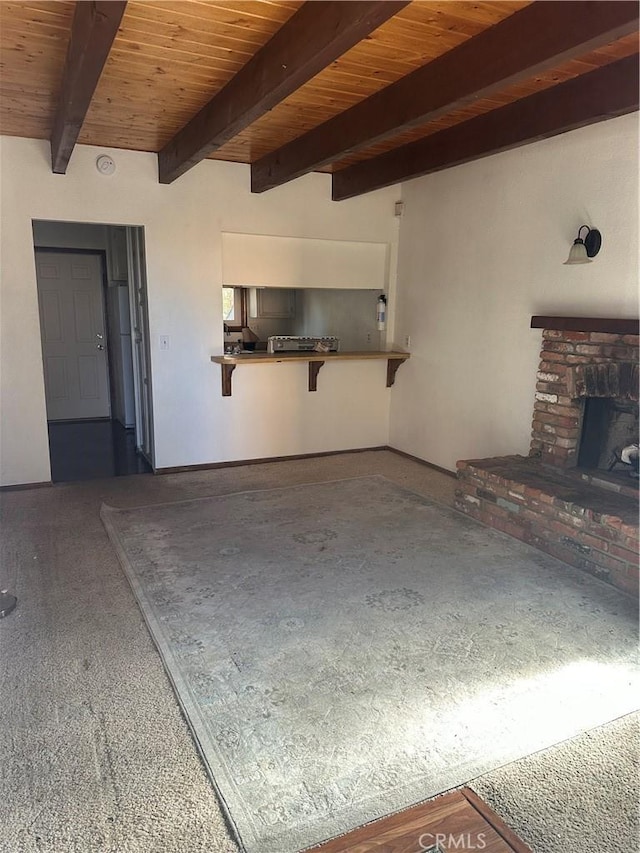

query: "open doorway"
left=33, top=220, right=154, bottom=482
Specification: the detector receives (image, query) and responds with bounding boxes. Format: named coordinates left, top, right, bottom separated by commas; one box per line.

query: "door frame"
left=35, top=246, right=114, bottom=422
left=125, top=227, right=155, bottom=469
left=33, top=226, right=156, bottom=475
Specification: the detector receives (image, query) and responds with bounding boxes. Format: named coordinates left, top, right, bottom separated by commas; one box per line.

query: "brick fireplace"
left=530, top=324, right=638, bottom=469
left=455, top=316, right=639, bottom=597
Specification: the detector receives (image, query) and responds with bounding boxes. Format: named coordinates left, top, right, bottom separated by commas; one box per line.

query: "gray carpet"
left=102, top=473, right=638, bottom=853
left=1, top=451, right=638, bottom=853
left=472, top=712, right=639, bottom=852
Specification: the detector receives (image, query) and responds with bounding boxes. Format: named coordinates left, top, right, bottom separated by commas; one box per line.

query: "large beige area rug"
left=101, top=475, right=638, bottom=853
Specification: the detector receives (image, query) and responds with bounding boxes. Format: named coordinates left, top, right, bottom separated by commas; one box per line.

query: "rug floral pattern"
left=101, top=476, right=638, bottom=853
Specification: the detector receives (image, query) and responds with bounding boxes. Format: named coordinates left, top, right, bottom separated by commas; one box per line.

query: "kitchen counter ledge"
left=211, top=350, right=410, bottom=396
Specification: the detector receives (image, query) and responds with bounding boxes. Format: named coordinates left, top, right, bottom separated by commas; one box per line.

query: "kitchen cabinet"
left=248, top=287, right=296, bottom=319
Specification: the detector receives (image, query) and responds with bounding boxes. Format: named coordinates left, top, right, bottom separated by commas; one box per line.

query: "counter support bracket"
left=212, top=351, right=409, bottom=397
left=386, top=358, right=405, bottom=387
left=221, top=364, right=236, bottom=397
left=308, top=360, right=325, bottom=392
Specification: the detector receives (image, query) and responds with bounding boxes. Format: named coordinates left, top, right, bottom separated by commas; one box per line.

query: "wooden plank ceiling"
left=0, top=0, right=637, bottom=198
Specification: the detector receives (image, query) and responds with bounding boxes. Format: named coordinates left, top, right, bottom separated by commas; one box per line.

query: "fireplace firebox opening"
left=578, top=397, right=639, bottom=477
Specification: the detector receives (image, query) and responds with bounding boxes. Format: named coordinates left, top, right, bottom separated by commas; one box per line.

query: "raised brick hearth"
left=455, top=455, right=639, bottom=596
left=455, top=318, right=639, bottom=597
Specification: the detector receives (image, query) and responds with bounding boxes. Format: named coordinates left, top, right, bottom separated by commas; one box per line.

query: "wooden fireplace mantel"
left=531, top=316, right=639, bottom=335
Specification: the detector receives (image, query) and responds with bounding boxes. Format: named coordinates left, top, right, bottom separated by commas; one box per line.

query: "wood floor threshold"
left=308, top=787, right=533, bottom=852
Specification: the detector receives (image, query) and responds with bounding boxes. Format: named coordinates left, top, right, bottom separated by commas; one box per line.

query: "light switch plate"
left=159, top=335, right=170, bottom=350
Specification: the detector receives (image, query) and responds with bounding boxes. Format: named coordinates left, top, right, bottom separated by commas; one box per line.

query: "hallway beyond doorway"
left=47, top=419, right=152, bottom=482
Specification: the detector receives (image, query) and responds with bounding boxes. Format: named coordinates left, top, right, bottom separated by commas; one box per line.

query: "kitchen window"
left=222, top=286, right=246, bottom=332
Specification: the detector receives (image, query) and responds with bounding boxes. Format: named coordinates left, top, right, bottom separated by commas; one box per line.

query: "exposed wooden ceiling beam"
left=51, top=1, right=127, bottom=174
left=158, top=1, right=408, bottom=185
left=331, top=54, right=639, bottom=200
left=252, top=1, right=639, bottom=193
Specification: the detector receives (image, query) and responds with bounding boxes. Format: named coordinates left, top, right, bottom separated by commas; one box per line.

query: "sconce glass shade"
left=564, top=226, right=602, bottom=265
left=564, top=239, right=591, bottom=265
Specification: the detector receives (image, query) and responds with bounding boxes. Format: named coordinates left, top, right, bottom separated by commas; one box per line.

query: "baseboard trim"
left=155, top=446, right=389, bottom=475
left=2, top=448, right=456, bottom=486
left=0, top=480, right=53, bottom=492
left=387, top=446, right=457, bottom=478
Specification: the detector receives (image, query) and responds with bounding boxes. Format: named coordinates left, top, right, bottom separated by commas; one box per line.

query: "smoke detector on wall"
left=96, top=154, right=116, bottom=176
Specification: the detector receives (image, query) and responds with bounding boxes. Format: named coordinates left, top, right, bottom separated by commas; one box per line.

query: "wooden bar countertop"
left=211, top=350, right=410, bottom=364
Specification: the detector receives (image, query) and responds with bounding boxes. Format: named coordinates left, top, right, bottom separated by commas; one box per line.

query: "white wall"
left=221, top=232, right=388, bottom=289
left=0, top=137, right=399, bottom=485
left=390, top=114, right=639, bottom=472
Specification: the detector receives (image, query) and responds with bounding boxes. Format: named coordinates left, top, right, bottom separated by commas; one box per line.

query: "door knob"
left=97, top=344, right=105, bottom=350
left=96, top=333, right=103, bottom=339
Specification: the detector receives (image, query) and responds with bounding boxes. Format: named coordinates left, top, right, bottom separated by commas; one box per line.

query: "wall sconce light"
left=564, top=225, right=602, bottom=265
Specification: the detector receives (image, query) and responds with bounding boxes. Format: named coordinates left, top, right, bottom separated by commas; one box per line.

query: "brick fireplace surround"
left=455, top=317, right=639, bottom=597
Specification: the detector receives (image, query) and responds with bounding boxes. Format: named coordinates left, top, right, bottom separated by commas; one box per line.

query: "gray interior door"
left=36, top=250, right=110, bottom=421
